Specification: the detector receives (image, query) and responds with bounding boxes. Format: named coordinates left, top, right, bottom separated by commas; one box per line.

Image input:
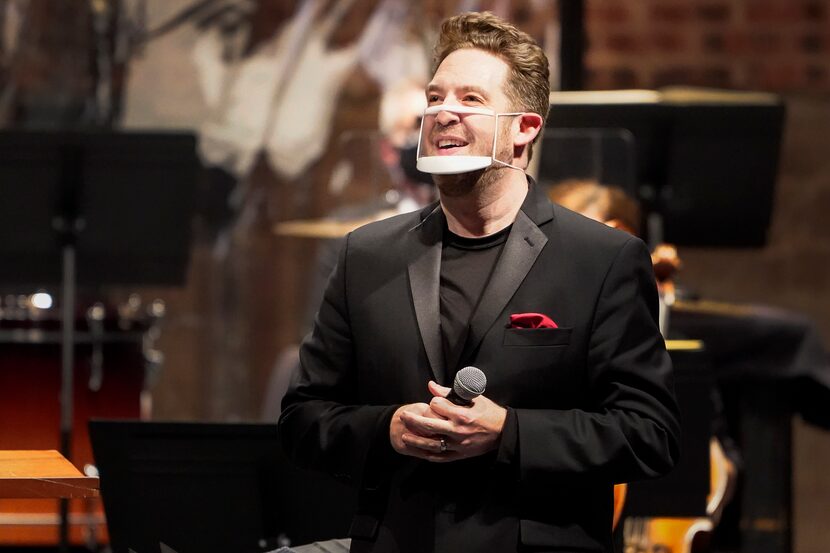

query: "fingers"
left=427, top=380, right=451, bottom=398
left=394, top=384, right=507, bottom=462
left=400, top=433, right=459, bottom=463
left=400, top=410, right=454, bottom=436
left=390, top=403, right=432, bottom=455
left=392, top=402, right=463, bottom=462
left=401, top=432, right=445, bottom=453
left=428, top=395, right=461, bottom=419
left=402, top=402, right=432, bottom=416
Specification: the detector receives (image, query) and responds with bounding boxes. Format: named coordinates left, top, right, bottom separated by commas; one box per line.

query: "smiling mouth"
left=434, top=138, right=470, bottom=155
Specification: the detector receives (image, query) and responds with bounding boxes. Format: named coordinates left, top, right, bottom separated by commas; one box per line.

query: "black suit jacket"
left=279, top=182, right=680, bottom=553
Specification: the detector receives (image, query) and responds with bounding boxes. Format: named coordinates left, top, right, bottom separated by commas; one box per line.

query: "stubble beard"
left=434, top=126, right=515, bottom=199
left=435, top=165, right=508, bottom=198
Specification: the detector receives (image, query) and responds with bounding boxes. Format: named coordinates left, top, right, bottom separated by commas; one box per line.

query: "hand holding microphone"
left=395, top=367, right=507, bottom=462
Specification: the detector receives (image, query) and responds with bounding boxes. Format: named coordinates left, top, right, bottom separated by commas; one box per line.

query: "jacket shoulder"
left=350, top=208, right=422, bottom=239
left=550, top=202, right=643, bottom=257
left=343, top=208, right=426, bottom=263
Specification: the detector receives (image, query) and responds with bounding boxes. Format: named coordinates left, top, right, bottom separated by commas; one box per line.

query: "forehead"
left=429, top=48, right=510, bottom=97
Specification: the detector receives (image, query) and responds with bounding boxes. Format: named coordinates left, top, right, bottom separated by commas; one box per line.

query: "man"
left=280, top=12, right=680, bottom=553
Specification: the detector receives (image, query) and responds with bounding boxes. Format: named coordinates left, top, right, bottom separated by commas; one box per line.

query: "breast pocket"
left=503, top=327, right=572, bottom=347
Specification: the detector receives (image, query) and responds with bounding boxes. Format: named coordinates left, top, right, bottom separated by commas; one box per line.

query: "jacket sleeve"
left=278, top=233, right=400, bottom=486
left=514, top=237, right=681, bottom=485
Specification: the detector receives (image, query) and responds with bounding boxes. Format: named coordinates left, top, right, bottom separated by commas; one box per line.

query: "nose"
left=434, top=108, right=460, bottom=126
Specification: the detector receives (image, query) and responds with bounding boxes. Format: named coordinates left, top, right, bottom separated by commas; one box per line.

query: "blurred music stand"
left=89, top=420, right=357, bottom=553
left=537, top=128, right=637, bottom=199
left=0, top=130, right=198, bottom=549
left=543, top=88, right=785, bottom=247
left=0, top=131, right=197, bottom=288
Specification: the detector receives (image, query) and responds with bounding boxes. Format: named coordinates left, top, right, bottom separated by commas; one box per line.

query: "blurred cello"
left=622, top=438, right=735, bottom=553
left=619, top=244, right=737, bottom=553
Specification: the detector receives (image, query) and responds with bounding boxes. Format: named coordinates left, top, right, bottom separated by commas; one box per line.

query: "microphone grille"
left=453, top=366, right=487, bottom=401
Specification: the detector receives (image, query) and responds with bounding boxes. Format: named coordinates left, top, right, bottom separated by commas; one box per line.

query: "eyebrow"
left=426, top=84, right=490, bottom=98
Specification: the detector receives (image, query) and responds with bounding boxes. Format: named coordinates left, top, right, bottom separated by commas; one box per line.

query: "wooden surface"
left=0, top=451, right=99, bottom=499
left=0, top=338, right=142, bottom=545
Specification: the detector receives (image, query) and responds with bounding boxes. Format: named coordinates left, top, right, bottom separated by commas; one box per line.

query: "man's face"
left=422, top=48, right=515, bottom=163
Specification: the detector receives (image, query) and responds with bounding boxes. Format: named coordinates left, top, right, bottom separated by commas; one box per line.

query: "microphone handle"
left=446, top=388, right=475, bottom=407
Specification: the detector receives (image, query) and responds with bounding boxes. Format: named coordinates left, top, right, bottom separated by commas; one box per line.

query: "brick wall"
left=581, top=3, right=830, bottom=553
left=584, top=0, right=830, bottom=91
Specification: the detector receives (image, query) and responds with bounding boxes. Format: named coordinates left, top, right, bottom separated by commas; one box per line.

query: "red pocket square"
left=509, top=313, right=558, bottom=329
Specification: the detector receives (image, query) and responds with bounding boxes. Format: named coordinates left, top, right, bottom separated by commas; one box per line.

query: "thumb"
left=428, top=380, right=451, bottom=398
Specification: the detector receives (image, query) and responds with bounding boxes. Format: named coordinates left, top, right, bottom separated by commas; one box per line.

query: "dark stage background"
left=0, top=1, right=827, bottom=551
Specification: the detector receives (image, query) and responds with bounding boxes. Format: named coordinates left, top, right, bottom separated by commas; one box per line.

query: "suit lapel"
left=407, top=181, right=555, bottom=380
left=407, top=205, right=447, bottom=385
left=460, top=185, right=552, bottom=365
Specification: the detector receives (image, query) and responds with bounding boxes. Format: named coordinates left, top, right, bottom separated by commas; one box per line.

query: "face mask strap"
left=416, top=108, right=526, bottom=174
left=423, top=105, right=496, bottom=117
left=415, top=113, right=427, bottom=160
left=491, top=112, right=525, bottom=172
left=492, top=158, right=524, bottom=171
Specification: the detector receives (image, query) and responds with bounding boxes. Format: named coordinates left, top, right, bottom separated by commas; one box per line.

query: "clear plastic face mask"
left=415, top=105, right=524, bottom=175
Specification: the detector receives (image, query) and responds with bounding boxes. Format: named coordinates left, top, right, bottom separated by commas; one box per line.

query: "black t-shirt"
left=439, top=223, right=511, bottom=372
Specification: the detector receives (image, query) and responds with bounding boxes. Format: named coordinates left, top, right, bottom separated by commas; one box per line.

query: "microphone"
left=446, top=366, right=487, bottom=406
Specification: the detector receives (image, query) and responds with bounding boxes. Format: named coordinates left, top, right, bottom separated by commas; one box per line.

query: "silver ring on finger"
left=439, top=438, right=448, bottom=453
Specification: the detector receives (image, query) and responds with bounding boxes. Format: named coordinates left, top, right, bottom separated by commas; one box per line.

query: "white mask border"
left=415, top=105, right=526, bottom=174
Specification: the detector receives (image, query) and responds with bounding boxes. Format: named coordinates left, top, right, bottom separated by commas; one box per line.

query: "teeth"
left=438, top=140, right=465, bottom=148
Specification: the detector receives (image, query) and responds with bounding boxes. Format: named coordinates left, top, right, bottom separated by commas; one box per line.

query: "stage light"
left=31, top=292, right=53, bottom=310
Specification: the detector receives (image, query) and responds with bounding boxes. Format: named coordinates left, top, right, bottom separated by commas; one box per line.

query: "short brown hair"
left=433, top=12, right=550, bottom=156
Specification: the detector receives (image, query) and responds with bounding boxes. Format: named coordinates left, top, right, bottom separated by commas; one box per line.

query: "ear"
left=512, top=112, right=544, bottom=147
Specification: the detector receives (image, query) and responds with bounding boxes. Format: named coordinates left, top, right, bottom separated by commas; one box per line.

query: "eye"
left=427, top=94, right=442, bottom=104
left=463, top=94, right=483, bottom=104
